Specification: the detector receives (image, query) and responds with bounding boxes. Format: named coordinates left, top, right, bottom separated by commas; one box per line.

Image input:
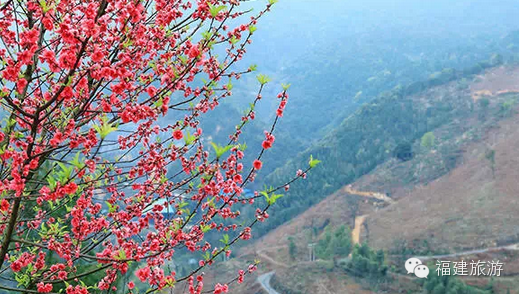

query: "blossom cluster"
left=0, top=0, right=313, bottom=293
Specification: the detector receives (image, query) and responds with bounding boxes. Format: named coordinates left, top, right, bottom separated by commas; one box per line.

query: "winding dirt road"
left=345, top=186, right=394, bottom=246
left=351, top=214, right=368, bottom=245
left=342, top=185, right=395, bottom=204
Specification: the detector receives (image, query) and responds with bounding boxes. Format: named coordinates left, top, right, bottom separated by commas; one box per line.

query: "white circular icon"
left=405, top=257, right=422, bottom=274
left=414, top=264, right=429, bottom=278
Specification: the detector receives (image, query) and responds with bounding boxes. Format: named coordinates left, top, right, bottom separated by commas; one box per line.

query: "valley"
left=201, top=64, right=519, bottom=294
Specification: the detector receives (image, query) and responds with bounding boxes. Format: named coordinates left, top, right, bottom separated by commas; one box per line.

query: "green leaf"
left=201, top=224, right=211, bottom=233
left=309, top=154, right=321, bottom=168
left=93, top=116, right=118, bottom=140
left=105, top=201, right=116, bottom=213
left=226, top=80, right=233, bottom=91
left=269, top=193, right=283, bottom=204
left=154, top=97, right=163, bottom=109
left=248, top=25, right=257, bottom=34
left=70, top=152, right=85, bottom=169
left=220, top=234, right=230, bottom=245
left=257, top=74, right=271, bottom=85
left=261, top=190, right=283, bottom=205
left=184, top=130, right=196, bottom=145
left=122, top=38, right=133, bottom=48
left=58, top=162, right=73, bottom=180
left=230, top=35, right=239, bottom=45
left=7, top=118, right=16, bottom=128
left=281, top=83, right=291, bottom=91
left=115, top=249, right=126, bottom=260
left=238, top=143, right=247, bottom=151
left=208, top=4, right=227, bottom=17
left=65, top=76, right=73, bottom=87
left=205, top=196, right=216, bottom=208
left=160, top=174, right=168, bottom=184
left=201, top=30, right=212, bottom=40
left=261, top=191, right=270, bottom=204
left=47, top=176, right=57, bottom=190
left=39, top=0, right=48, bottom=12
left=210, top=142, right=233, bottom=159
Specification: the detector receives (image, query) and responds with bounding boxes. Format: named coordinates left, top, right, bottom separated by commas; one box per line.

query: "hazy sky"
left=246, top=0, right=519, bottom=59
left=222, top=0, right=519, bottom=143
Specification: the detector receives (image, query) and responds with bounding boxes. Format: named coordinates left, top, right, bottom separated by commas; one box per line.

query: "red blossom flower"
left=173, top=129, right=183, bottom=140
left=16, top=78, right=27, bottom=93
left=188, top=46, right=201, bottom=58
left=49, top=131, right=64, bottom=147
left=253, top=159, right=262, bottom=170
left=0, top=199, right=9, bottom=212
left=213, top=283, right=229, bottom=294
left=10, top=260, right=22, bottom=272
left=66, top=285, right=88, bottom=294
left=136, top=267, right=151, bottom=282
left=63, top=182, right=78, bottom=195
left=261, top=132, right=276, bottom=150
left=37, top=283, right=53, bottom=293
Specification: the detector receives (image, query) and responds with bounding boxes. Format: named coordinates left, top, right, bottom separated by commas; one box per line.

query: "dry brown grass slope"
left=367, top=110, right=519, bottom=252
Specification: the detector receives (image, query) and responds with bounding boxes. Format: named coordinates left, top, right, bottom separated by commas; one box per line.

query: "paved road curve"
left=257, top=271, right=280, bottom=294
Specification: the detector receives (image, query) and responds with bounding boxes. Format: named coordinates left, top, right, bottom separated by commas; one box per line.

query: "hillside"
left=203, top=65, right=519, bottom=294
left=255, top=56, right=503, bottom=238
left=366, top=98, right=519, bottom=251
left=361, top=66, right=519, bottom=252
